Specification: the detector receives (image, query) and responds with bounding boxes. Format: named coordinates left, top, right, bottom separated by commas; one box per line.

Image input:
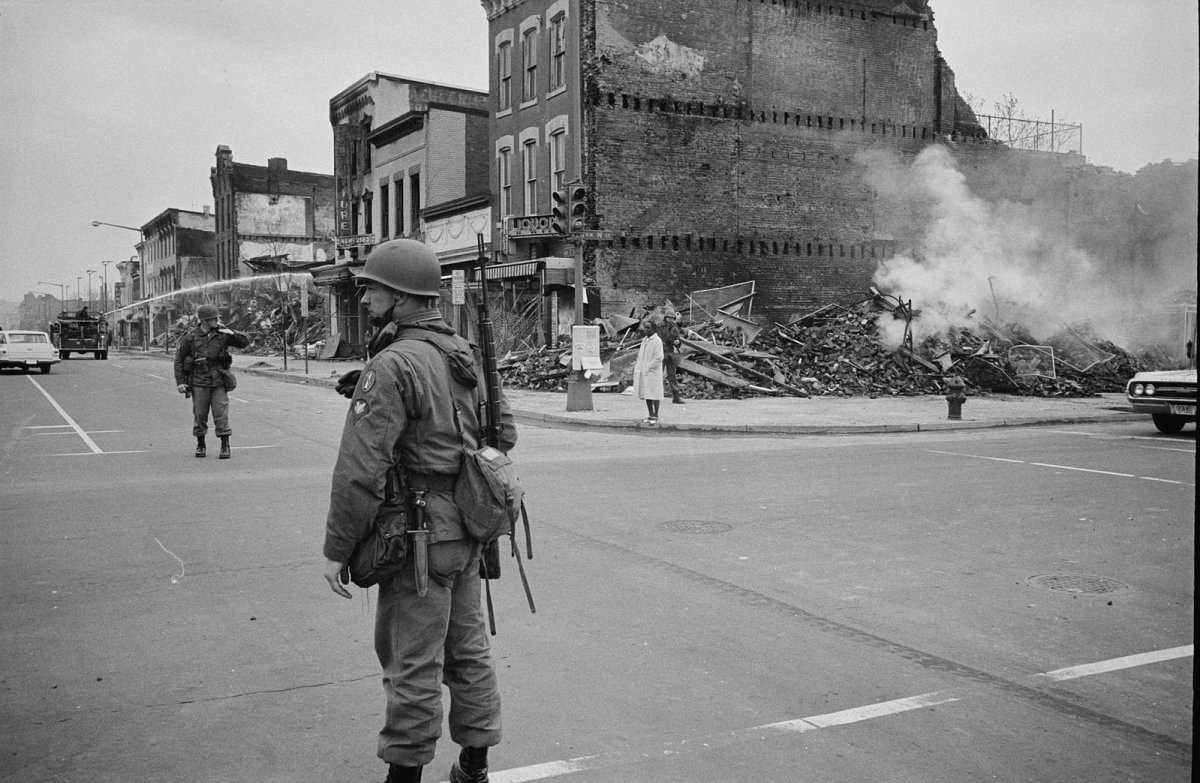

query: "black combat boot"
left=449, top=747, right=489, bottom=783
left=218, top=435, right=230, bottom=459
left=195, top=436, right=206, bottom=458
left=385, top=764, right=422, bottom=783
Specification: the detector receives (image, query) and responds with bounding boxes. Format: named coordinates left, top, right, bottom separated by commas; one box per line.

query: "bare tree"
left=964, top=92, right=1081, bottom=154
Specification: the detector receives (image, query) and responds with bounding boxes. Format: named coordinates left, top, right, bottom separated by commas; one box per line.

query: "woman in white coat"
left=632, top=319, right=664, bottom=424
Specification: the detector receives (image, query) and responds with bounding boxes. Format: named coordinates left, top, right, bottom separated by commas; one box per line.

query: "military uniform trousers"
left=374, top=537, right=501, bottom=766
left=663, top=353, right=682, bottom=398
left=191, top=385, right=231, bottom=437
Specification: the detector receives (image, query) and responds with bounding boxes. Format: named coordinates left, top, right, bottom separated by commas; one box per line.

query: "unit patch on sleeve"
left=360, top=369, right=376, bottom=393
left=352, top=399, right=370, bottom=422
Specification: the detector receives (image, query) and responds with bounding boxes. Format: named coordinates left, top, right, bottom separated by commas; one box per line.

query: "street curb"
left=119, top=351, right=1144, bottom=436
left=513, top=409, right=1144, bottom=436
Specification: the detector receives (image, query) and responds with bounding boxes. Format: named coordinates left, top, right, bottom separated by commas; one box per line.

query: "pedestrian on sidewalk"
left=322, top=239, right=516, bottom=783
left=632, top=318, right=664, bottom=424
left=173, top=303, right=249, bottom=459
left=659, top=304, right=685, bottom=404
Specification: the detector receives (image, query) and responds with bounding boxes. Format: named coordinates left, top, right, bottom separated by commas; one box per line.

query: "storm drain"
left=1026, top=573, right=1130, bottom=596
left=660, top=520, right=732, bottom=534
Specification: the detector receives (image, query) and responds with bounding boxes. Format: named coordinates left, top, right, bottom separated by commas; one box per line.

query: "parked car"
left=1126, top=369, right=1197, bottom=433
left=0, top=330, right=61, bottom=374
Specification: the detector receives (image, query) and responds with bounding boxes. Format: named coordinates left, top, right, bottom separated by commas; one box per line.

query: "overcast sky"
left=1, top=0, right=1196, bottom=306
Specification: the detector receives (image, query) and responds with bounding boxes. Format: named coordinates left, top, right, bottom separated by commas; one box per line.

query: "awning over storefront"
left=470, top=259, right=542, bottom=282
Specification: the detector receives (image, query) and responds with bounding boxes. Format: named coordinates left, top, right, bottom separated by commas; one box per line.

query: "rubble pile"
left=161, top=287, right=327, bottom=358
left=498, top=294, right=1153, bottom=400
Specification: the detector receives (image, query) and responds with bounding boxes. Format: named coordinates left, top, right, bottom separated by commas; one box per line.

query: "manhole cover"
left=660, top=520, right=732, bottom=534
left=1026, top=574, right=1130, bottom=595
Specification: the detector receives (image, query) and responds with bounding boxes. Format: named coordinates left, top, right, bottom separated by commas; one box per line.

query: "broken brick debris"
left=497, top=294, right=1154, bottom=400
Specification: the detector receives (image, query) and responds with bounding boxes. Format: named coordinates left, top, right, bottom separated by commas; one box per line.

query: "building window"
left=522, top=27, right=538, bottom=102
left=409, top=172, right=421, bottom=234
left=523, top=140, right=538, bottom=215
left=394, top=180, right=405, bottom=236
left=550, top=130, right=566, bottom=191
left=498, top=41, right=512, bottom=111
left=549, top=13, right=566, bottom=91
left=379, top=183, right=389, bottom=238
left=363, top=192, right=372, bottom=234
left=498, top=148, right=512, bottom=218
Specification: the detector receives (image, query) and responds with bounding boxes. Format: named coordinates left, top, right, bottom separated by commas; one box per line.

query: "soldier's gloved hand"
left=176, top=384, right=189, bottom=394
left=336, top=369, right=362, bottom=398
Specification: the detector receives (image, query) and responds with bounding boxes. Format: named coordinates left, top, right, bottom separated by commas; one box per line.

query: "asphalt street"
left=0, top=357, right=1192, bottom=783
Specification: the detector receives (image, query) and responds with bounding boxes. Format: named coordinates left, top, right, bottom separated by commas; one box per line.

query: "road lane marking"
left=1036, top=645, right=1194, bottom=682
left=760, top=691, right=961, bottom=733
left=1047, top=429, right=1197, bottom=444
left=147, top=373, right=170, bottom=381
left=1028, top=461, right=1135, bottom=477
left=927, top=450, right=1193, bottom=486
left=26, top=377, right=102, bottom=454
left=52, top=450, right=151, bottom=456
left=484, top=644, right=1194, bottom=782
left=20, top=425, right=71, bottom=429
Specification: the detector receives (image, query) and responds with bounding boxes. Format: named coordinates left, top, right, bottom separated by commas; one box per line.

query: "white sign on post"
left=571, top=325, right=602, bottom=371
left=451, top=269, right=466, bottom=305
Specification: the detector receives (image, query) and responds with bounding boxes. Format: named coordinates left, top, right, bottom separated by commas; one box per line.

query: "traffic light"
left=550, top=188, right=569, bottom=235
left=568, top=184, right=587, bottom=233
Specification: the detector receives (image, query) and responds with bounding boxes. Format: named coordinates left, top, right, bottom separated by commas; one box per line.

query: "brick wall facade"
left=581, top=0, right=991, bottom=322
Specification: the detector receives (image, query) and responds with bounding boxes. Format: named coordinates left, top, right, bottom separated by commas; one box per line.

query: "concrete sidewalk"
left=120, top=349, right=1143, bottom=434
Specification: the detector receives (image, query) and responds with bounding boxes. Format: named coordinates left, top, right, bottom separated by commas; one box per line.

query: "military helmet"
left=356, top=239, right=441, bottom=297
left=197, top=304, right=220, bottom=321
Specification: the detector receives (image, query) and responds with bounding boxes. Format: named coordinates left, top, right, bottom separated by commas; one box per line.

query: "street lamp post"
left=76, top=277, right=82, bottom=312
left=91, top=220, right=143, bottom=233
left=92, top=220, right=145, bottom=349
left=39, top=281, right=66, bottom=309
left=87, top=270, right=97, bottom=311
left=101, top=260, right=111, bottom=316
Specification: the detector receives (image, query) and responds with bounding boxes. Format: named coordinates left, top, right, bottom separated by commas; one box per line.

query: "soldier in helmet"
left=173, top=303, right=250, bottom=458
left=322, top=239, right=517, bottom=783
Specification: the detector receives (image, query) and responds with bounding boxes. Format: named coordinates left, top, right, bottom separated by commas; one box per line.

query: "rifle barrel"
left=476, top=235, right=503, bottom=448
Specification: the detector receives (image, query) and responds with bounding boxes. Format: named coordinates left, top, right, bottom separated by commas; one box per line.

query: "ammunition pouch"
left=344, top=465, right=412, bottom=588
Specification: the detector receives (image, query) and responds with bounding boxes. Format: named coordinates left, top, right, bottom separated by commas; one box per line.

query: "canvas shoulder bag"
left=452, top=403, right=524, bottom=543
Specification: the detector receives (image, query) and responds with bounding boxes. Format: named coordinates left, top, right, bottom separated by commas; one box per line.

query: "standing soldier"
left=322, top=239, right=517, bottom=783
left=173, top=303, right=249, bottom=459
left=660, top=305, right=685, bottom=404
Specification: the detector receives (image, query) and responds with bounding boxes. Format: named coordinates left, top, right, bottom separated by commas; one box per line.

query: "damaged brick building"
left=210, top=146, right=336, bottom=281
left=481, top=0, right=1192, bottom=331
left=483, top=0, right=987, bottom=324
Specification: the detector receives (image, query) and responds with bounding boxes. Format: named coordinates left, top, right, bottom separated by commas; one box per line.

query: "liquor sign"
left=507, top=214, right=555, bottom=238
left=338, top=196, right=352, bottom=235
left=336, top=234, right=378, bottom=249
left=451, top=269, right=466, bottom=305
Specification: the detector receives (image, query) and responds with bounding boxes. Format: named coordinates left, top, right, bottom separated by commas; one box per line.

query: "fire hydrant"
left=944, top=374, right=967, bottom=419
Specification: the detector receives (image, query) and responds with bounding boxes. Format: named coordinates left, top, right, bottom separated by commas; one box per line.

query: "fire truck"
left=51, top=311, right=110, bottom=360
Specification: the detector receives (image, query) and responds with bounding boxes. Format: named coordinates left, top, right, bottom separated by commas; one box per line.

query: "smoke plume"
left=857, top=145, right=1163, bottom=351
